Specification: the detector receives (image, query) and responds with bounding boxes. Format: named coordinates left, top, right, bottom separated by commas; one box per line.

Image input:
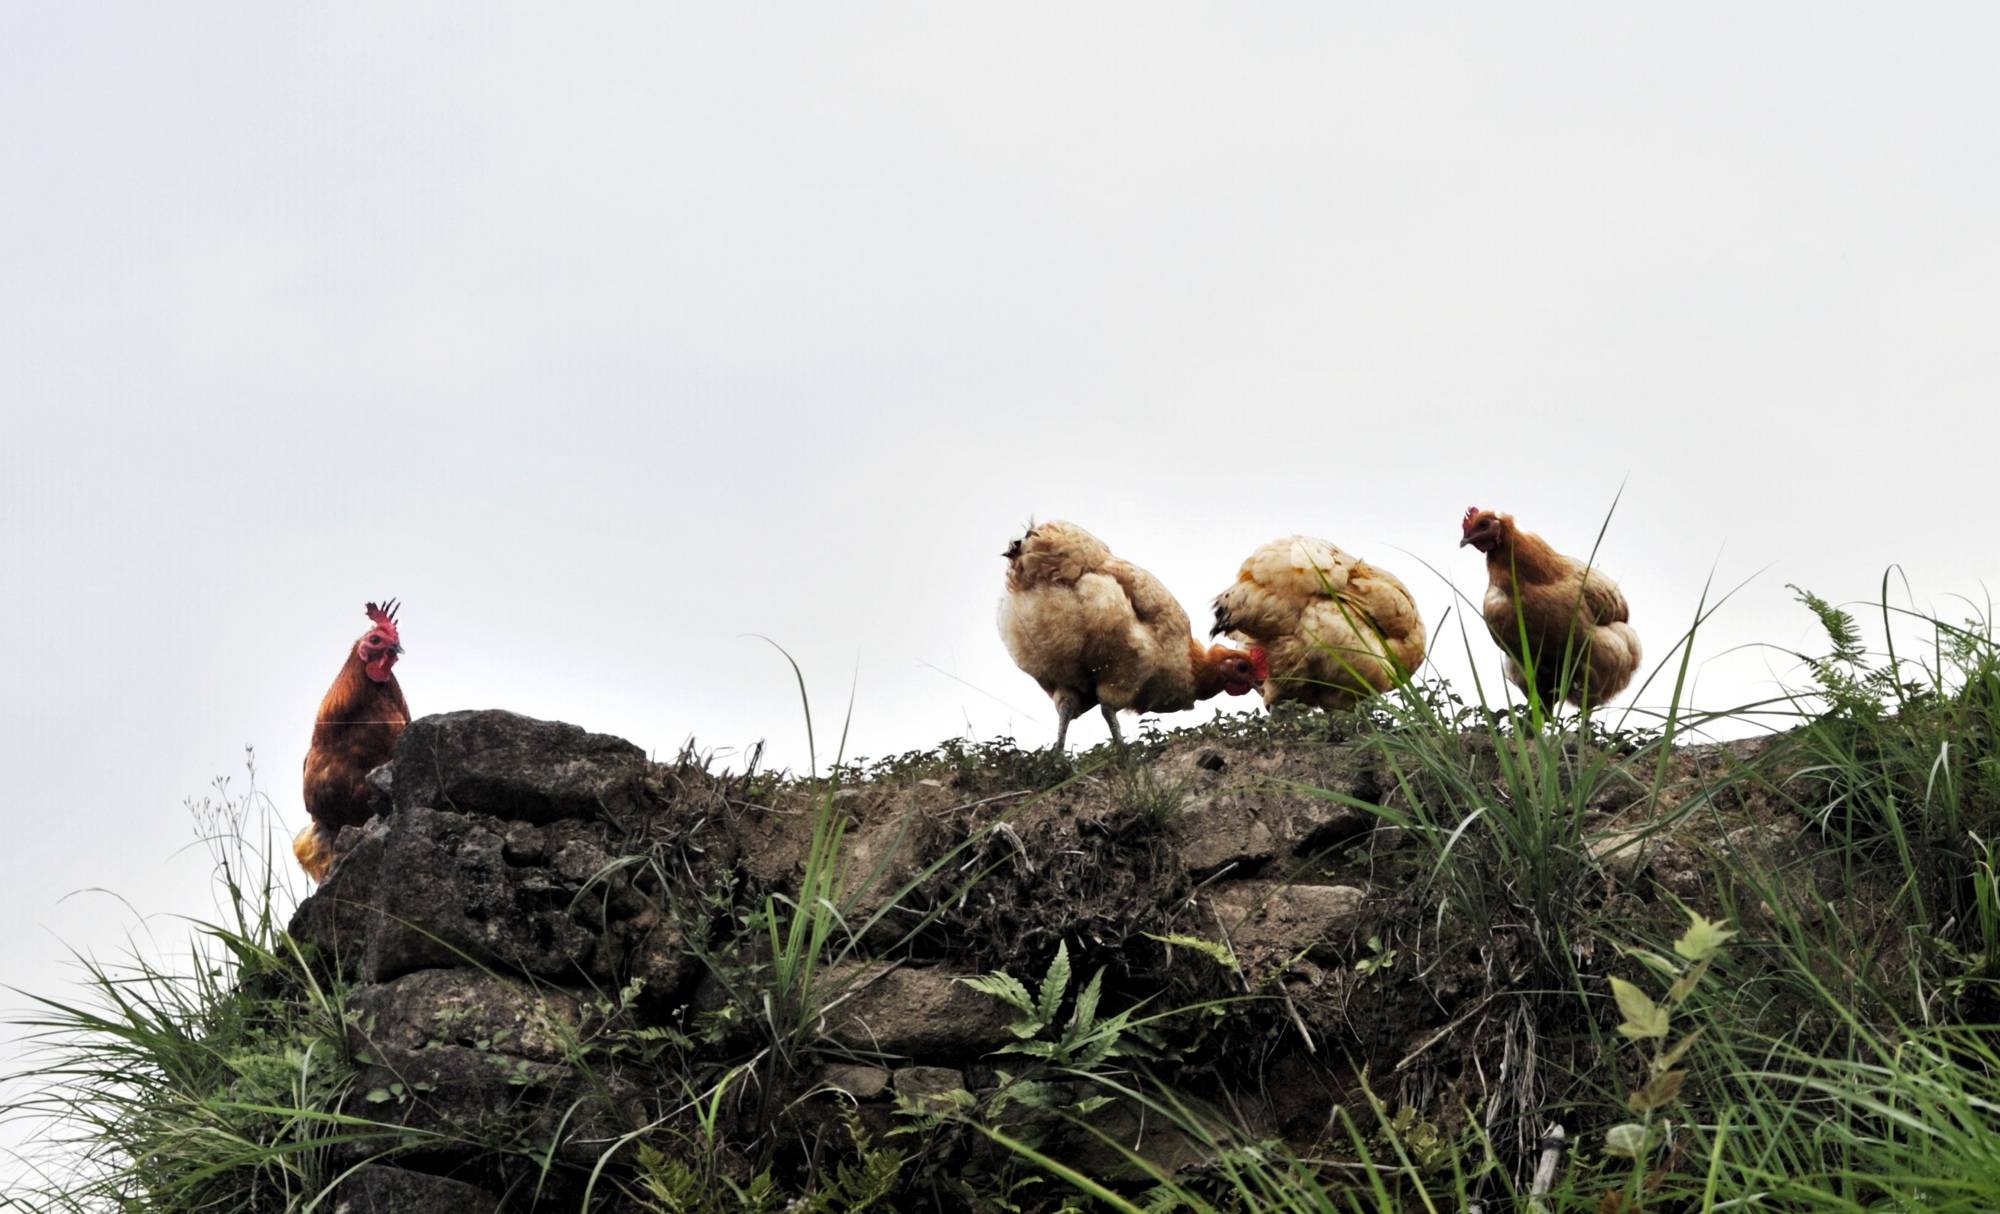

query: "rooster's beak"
left=1458, top=536, right=1473, bottom=548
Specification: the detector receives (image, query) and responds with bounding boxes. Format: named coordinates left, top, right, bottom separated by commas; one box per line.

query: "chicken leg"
left=1101, top=704, right=1126, bottom=749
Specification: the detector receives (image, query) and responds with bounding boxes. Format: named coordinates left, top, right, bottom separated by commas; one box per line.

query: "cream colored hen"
left=1000, top=520, right=1260, bottom=751
left=1210, top=536, right=1427, bottom=710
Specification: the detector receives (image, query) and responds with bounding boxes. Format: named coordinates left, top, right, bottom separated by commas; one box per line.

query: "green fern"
left=796, top=1111, right=905, bottom=1213
left=1790, top=583, right=1866, bottom=667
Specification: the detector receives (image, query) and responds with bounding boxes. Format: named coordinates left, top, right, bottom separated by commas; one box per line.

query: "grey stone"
left=346, top=969, right=581, bottom=1070
left=820, top=1063, right=892, bottom=1100
left=818, top=964, right=1014, bottom=1059
left=341, top=970, right=631, bottom=1168
left=334, top=1166, right=498, bottom=1213
left=1164, top=741, right=1380, bottom=877
left=354, top=805, right=601, bottom=982
left=1203, top=880, right=1369, bottom=959
left=392, top=709, right=649, bottom=824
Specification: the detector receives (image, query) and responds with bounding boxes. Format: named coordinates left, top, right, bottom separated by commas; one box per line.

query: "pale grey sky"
left=4, top=3, right=1998, bottom=1177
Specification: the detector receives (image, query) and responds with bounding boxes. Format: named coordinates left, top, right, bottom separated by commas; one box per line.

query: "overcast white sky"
left=4, top=3, right=1999, bottom=1178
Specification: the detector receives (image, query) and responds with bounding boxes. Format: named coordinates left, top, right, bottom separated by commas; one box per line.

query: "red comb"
left=364, top=599, right=401, bottom=642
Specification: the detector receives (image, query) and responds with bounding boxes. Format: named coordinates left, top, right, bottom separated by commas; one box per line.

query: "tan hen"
left=1210, top=536, right=1426, bottom=710
left=1460, top=508, right=1641, bottom=711
left=1000, top=521, right=1259, bottom=751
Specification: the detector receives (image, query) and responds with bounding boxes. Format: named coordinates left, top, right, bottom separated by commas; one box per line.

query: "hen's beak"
left=1458, top=536, right=1474, bottom=548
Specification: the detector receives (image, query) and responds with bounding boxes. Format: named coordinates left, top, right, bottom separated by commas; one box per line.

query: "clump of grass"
left=1784, top=578, right=2000, bottom=962
left=0, top=759, right=400, bottom=1210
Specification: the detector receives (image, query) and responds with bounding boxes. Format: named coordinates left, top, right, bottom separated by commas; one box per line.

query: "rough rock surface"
left=819, top=963, right=1017, bottom=1058
left=1161, top=742, right=1380, bottom=876
left=275, top=707, right=1791, bottom=1206
left=332, top=1165, right=499, bottom=1213
left=391, top=709, right=650, bottom=824
left=1203, top=880, right=1369, bottom=962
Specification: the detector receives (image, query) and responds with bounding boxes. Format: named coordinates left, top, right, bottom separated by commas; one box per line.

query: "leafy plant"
left=963, top=940, right=1160, bottom=1077
left=1602, top=909, right=1735, bottom=1167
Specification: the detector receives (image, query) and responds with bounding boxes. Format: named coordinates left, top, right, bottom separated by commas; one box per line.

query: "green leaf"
left=1673, top=911, right=1737, bottom=962
left=959, top=972, right=1037, bottom=1019
left=363, top=1087, right=393, bottom=1104
left=1037, top=941, right=1072, bottom=1025
left=1069, top=968, right=1104, bottom=1039
left=1610, top=977, right=1670, bottom=1040
left=1655, top=1026, right=1706, bottom=1073
left=1788, top=584, right=1865, bottom=666
left=1666, top=959, right=1710, bottom=1006
left=1604, top=1122, right=1657, bottom=1159
left=1142, top=931, right=1236, bottom=968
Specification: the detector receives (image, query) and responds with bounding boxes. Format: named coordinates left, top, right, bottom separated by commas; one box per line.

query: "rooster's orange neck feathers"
left=314, top=650, right=402, bottom=737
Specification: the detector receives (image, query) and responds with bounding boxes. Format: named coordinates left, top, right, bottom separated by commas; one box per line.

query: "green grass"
left=1, top=768, right=392, bottom=1210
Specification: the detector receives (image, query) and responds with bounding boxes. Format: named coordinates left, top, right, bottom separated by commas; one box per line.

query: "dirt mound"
left=288, top=707, right=1817, bottom=1205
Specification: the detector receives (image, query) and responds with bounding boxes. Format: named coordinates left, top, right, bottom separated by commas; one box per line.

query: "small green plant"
left=794, top=1110, right=906, bottom=1213
left=963, top=940, right=1159, bottom=1077
left=1353, top=934, right=1397, bottom=977
left=628, top=1138, right=780, bottom=1213
left=1602, top=909, right=1735, bottom=1175
left=1111, top=764, right=1190, bottom=825
left=954, top=940, right=1165, bottom=1145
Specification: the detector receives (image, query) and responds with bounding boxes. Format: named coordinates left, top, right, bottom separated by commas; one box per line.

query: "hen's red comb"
left=364, top=599, right=401, bottom=642
left=1462, top=507, right=1483, bottom=533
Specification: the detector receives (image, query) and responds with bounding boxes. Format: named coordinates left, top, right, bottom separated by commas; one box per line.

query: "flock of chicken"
left=999, top=509, right=1641, bottom=750
left=292, top=509, right=1640, bottom=881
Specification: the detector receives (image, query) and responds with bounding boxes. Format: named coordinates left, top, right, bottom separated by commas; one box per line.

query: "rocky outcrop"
left=286, top=707, right=1744, bottom=1206
left=389, top=710, right=652, bottom=824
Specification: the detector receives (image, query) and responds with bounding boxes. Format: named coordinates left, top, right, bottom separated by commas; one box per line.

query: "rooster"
left=1460, top=508, right=1641, bottom=711
left=296, top=600, right=409, bottom=882
left=1210, top=536, right=1427, bottom=710
left=1000, top=521, right=1261, bottom=751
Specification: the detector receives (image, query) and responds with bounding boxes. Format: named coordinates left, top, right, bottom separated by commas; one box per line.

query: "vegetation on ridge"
left=4, top=576, right=1999, bottom=1212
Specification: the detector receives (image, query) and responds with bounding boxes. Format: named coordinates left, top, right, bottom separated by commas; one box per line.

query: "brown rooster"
left=1000, top=521, right=1261, bottom=751
left=296, top=600, right=409, bottom=882
left=1460, top=509, right=1641, bottom=711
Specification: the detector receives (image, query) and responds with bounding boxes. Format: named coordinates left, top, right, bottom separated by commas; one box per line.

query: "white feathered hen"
left=1210, top=536, right=1427, bottom=710
left=1000, top=521, right=1261, bottom=751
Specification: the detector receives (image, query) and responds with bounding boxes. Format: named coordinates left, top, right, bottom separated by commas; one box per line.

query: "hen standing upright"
left=1460, top=508, right=1641, bottom=711
left=1000, top=521, right=1261, bottom=751
left=1210, top=536, right=1427, bottom=710
left=296, top=600, right=409, bottom=882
